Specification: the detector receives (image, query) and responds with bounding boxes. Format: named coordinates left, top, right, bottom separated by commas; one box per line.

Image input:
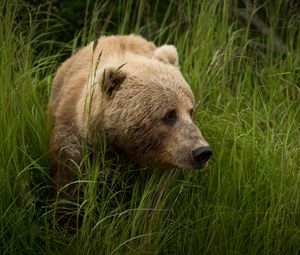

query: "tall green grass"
left=0, top=0, right=299, bottom=254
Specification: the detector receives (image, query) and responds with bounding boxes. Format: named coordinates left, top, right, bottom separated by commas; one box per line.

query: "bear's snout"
left=192, top=146, right=212, bottom=168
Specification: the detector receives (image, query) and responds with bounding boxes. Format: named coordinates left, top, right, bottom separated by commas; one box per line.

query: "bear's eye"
left=163, top=109, right=177, bottom=124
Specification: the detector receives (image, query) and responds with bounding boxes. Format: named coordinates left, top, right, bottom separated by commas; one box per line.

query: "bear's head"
left=96, top=45, right=212, bottom=169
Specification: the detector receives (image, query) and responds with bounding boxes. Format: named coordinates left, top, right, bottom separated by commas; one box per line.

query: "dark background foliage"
left=18, top=0, right=300, bottom=59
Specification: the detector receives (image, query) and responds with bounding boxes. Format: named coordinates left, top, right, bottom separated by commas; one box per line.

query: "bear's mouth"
left=188, top=159, right=209, bottom=170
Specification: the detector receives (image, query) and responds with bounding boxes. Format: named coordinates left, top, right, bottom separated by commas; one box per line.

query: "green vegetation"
left=0, top=0, right=299, bottom=254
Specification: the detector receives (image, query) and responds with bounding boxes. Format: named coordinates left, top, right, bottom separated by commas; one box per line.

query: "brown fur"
left=49, top=35, right=209, bottom=200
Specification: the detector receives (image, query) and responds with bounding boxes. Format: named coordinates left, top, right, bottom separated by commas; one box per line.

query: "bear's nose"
left=192, top=146, right=212, bottom=165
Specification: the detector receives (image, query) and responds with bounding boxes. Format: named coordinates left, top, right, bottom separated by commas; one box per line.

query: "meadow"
left=0, top=0, right=299, bottom=254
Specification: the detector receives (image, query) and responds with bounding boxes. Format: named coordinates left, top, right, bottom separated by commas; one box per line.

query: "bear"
left=48, top=35, right=212, bottom=199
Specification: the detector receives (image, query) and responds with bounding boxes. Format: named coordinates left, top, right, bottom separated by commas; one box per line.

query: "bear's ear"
left=153, top=45, right=179, bottom=67
left=101, top=65, right=126, bottom=96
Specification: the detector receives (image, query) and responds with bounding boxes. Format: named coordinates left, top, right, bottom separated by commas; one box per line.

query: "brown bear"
left=49, top=35, right=212, bottom=198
